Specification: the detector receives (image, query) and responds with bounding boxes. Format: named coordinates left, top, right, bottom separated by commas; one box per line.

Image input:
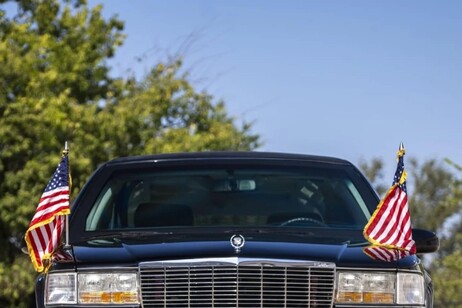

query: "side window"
left=86, top=187, right=115, bottom=230
left=324, top=178, right=370, bottom=227
left=86, top=180, right=148, bottom=230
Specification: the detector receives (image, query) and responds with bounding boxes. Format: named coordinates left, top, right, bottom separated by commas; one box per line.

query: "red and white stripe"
left=25, top=187, right=69, bottom=272
left=364, top=185, right=416, bottom=254
left=364, top=246, right=411, bottom=262
left=29, top=187, right=69, bottom=225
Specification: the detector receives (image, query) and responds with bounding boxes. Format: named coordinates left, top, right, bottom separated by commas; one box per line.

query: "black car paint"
left=35, top=151, right=437, bottom=307
left=71, top=236, right=420, bottom=269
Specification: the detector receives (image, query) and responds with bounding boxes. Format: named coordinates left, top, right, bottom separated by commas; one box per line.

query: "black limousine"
left=35, top=151, right=438, bottom=307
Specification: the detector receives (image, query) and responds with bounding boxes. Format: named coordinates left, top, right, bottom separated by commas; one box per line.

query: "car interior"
left=85, top=168, right=370, bottom=231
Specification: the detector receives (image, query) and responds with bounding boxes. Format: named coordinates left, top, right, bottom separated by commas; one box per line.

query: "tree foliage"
left=0, top=1, right=259, bottom=306
left=358, top=157, right=387, bottom=196
left=407, top=158, right=459, bottom=232
left=432, top=242, right=462, bottom=307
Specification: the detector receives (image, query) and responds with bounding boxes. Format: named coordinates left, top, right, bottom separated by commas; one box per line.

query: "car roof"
left=105, top=151, right=352, bottom=167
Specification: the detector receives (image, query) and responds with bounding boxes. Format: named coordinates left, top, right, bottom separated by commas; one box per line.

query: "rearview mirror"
left=213, top=179, right=256, bottom=192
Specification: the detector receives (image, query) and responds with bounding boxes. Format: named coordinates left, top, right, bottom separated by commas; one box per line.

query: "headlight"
left=46, top=273, right=77, bottom=305
left=46, top=271, right=139, bottom=305
left=397, top=273, right=425, bottom=305
left=336, top=271, right=424, bottom=305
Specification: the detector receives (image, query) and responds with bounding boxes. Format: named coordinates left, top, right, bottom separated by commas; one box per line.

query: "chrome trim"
left=138, top=257, right=336, bottom=308
left=140, top=256, right=336, bottom=268
left=336, top=267, right=422, bottom=274
left=230, top=234, right=245, bottom=253
left=49, top=266, right=139, bottom=272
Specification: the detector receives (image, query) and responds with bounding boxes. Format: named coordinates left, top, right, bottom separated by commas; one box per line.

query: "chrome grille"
left=139, top=259, right=335, bottom=308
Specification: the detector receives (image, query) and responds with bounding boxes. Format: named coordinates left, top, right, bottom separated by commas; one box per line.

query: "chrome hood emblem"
left=230, top=234, right=245, bottom=253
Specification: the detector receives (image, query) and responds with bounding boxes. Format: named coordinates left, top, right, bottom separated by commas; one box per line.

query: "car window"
left=85, top=166, right=371, bottom=231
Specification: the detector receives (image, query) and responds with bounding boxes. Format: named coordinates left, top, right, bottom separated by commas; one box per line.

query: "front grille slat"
left=140, top=261, right=335, bottom=308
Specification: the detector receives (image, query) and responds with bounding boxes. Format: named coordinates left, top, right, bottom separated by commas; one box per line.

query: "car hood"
left=70, top=230, right=419, bottom=269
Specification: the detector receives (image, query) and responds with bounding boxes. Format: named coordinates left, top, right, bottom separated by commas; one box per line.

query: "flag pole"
left=63, top=141, right=70, bottom=248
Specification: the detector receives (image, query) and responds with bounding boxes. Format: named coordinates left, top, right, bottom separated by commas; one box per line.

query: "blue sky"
left=93, top=1, right=461, bottom=177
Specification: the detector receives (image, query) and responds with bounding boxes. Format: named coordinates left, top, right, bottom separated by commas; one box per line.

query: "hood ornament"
left=230, top=234, right=245, bottom=253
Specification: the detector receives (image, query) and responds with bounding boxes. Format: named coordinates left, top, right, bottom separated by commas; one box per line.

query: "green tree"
left=407, top=158, right=459, bottom=232
left=431, top=160, right=462, bottom=307
left=433, top=236, right=462, bottom=307
left=0, top=1, right=259, bottom=306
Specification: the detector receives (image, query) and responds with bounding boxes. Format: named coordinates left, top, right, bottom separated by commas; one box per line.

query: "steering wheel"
left=279, top=217, right=328, bottom=227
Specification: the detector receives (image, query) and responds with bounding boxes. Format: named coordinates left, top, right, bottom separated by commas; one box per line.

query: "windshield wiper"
left=85, top=230, right=173, bottom=240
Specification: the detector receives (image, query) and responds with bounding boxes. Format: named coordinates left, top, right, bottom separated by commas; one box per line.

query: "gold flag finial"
left=62, top=141, right=69, bottom=156
left=397, top=142, right=405, bottom=158
left=397, top=142, right=407, bottom=185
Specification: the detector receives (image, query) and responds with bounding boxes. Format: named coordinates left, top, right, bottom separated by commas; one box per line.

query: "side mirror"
left=412, top=228, right=439, bottom=253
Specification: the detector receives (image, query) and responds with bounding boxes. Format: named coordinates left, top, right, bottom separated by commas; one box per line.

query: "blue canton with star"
left=44, top=156, right=69, bottom=192
left=393, top=155, right=407, bottom=193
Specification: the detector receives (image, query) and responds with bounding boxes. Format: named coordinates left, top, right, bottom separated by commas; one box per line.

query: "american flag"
left=24, top=154, right=71, bottom=272
left=363, top=144, right=416, bottom=254
left=363, top=245, right=411, bottom=262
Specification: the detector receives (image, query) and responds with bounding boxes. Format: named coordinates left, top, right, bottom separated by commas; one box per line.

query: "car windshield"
left=85, top=165, right=372, bottom=231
